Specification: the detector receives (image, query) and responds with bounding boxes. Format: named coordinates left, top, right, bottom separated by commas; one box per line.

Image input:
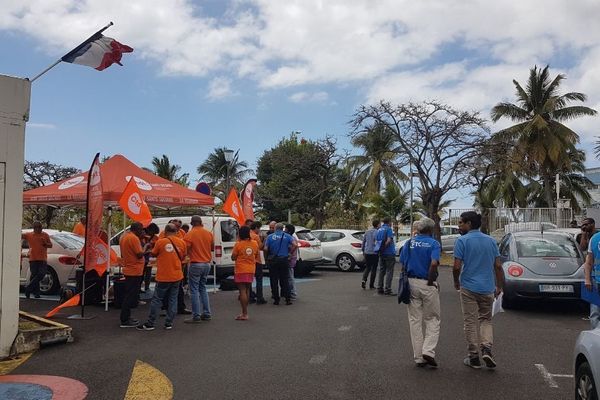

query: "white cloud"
left=27, top=122, right=56, bottom=129
left=206, top=76, right=237, bottom=100
left=288, top=91, right=329, bottom=104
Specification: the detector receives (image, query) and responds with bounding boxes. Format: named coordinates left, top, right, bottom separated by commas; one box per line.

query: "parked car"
left=20, top=229, right=84, bottom=295
left=498, top=231, right=585, bottom=308
left=396, top=224, right=461, bottom=256
left=260, top=226, right=324, bottom=277
left=111, top=215, right=239, bottom=278
left=311, top=229, right=365, bottom=271
left=574, top=327, right=600, bottom=399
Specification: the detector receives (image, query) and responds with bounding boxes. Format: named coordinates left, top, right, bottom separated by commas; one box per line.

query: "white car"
left=20, top=229, right=84, bottom=295
left=396, top=225, right=461, bottom=256
left=574, top=326, right=600, bottom=399
left=261, top=226, right=324, bottom=277
left=311, top=229, right=365, bottom=271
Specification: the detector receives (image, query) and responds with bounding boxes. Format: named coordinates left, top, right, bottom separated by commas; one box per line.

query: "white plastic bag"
left=492, top=293, right=504, bottom=317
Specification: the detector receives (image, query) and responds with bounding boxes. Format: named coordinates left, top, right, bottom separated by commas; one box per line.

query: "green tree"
left=151, top=155, right=190, bottom=187
left=491, top=65, right=596, bottom=207
left=346, top=122, right=406, bottom=197
left=368, top=185, right=410, bottom=222
left=197, top=148, right=252, bottom=201
left=256, top=134, right=341, bottom=227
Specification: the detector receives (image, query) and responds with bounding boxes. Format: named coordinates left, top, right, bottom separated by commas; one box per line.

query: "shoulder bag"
left=397, top=239, right=411, bottom=305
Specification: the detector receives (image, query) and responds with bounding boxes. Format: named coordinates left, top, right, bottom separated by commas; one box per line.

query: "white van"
left=110, top=215, right=239, bottom=278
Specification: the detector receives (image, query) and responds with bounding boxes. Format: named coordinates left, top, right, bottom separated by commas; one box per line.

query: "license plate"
left=539, top=284, right=573, bottom=293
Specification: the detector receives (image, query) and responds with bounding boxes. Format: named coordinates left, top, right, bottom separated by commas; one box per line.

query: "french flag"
left=61, top=34, right=133, bottom=71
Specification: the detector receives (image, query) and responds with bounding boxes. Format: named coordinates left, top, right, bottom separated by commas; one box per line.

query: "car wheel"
left=336, top=253, right=356, bottom=272
left=576, top=361, right=597, bottom=400
left=39, top=267, right=60, bottom=295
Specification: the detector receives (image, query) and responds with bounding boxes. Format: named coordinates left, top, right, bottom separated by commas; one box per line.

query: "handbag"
left=397, top=240, right=411, bottom=304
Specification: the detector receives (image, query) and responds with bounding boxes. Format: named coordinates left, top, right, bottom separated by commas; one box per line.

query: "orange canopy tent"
left=23, top=154, right=214, bottom=207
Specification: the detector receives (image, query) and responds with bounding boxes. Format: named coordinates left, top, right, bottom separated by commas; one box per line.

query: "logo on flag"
left=119, top=177, right=152, bottom=226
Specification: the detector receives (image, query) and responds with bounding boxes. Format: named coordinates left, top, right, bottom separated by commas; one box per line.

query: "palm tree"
left=491, top=65, right=597, bottom=206
left=197, top=148, right=252, bottom=200
left=346, top=123, right=406, bottom=198
left=151, top=155, right=190, bottom=187
left=368, top=184, right=410, bottom=222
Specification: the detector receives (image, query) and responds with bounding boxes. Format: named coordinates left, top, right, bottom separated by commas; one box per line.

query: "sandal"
left=235, top=314, right=248, bottom=321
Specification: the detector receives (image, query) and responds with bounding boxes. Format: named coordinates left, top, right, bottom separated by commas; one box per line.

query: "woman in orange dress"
left=231, top=226, right=259, bottom=320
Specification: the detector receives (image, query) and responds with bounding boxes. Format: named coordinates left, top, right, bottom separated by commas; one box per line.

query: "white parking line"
left=338, top=325, right=351, bottom=332
left=535, top=364, right=574, bottom=388
left=309, top=355, right=327, bottom=364
left=358, top=306, right=368, bottom=311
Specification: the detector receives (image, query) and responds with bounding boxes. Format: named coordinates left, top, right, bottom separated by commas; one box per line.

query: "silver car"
left=574, top=327, right=600, bottom=400
left=261, top=226, right=324, bottom=277
left=20, top=229, right=84, bottom=295
left=312, top=229, right=365, bottom=271
left=498, top=231, right=585, bottom=309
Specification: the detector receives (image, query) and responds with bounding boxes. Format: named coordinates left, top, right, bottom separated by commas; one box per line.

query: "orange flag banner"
left=118, top=177, right=152, bottom=226
left=84, top=153, right=104, bottom=273
left=77, top=239, right=119, bottom=276
left=222, top=188, right=246, bottom=226
left=45, top=294, right=81, bottom=318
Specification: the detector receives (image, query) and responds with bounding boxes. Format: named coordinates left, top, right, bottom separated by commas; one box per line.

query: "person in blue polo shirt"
left=400, top=218, right=441, bottom=368
left=376, top=216, right=397, bottom=295
left=264, top=222, right=297, bottom=305
left=453, top=211, right=504, bottom=370
left=584, top=233, right=600, bottom=330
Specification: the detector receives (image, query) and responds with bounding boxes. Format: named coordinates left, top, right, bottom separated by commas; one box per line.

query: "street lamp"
left=223, top=148, right=234, bottom=194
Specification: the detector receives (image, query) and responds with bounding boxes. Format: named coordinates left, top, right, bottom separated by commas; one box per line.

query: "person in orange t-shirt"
left=157, top=219, right=191, bottom=314
left=138, top=223, right=186, bottom=331
left=118, top=222, right=150, bottom=328
left=72, top=216, right=86, bottom=237
left=22, top=221, right=53, bottom=298
left=249, top=221, right=267, bottom=305
left=183, top=215, right=214, bottom=323
left=231, top=226, right=260, bottom=320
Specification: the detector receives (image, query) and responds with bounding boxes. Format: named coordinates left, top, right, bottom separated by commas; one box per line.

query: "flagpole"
left=212, top=209, right=217, bottom=293
left=30, top=21, right=114, bottom=83
left=105, top=206, right=112, bottom=311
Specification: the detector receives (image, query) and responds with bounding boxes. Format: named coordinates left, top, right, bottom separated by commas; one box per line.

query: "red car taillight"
left=215, top=245, right=222, bottom=258
left=297, top=240, right=311, bottom=248
left=59, top=256, right=79, bottom=265
left=507, top=265, right=524, bottom=277
left=351, top=242, right=362, bottom=248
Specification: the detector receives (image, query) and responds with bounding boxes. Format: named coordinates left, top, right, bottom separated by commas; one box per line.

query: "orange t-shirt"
left=23, top=232, right=51, bottom=261
left=250, top=230, right=263, bottom=249
left=184, top=226, right=213, bottom=263
left=119, top=231, right=145, bottom=276
left=72, top=222, right=85, bottom=236
left=232, top=239, right=259, bottom=275
left=152, top=236, right=186, bottom=282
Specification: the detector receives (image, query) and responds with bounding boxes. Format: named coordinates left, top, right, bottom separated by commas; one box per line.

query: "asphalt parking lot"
left=9, top=265, right=590, bottom=400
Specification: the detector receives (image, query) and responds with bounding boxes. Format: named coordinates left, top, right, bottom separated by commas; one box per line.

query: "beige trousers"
left=407, top=278, right=441, bottom=362
left=460, top=288, right=494, bottom=356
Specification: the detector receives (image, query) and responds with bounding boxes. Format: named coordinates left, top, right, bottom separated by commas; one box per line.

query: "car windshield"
left=52, top=233, right=85, bottom=250
left=297, top=230, right=316, bottom=241
left=516, top=235, right=578, bottom=258
left=221, top=220, right=239, bottom=242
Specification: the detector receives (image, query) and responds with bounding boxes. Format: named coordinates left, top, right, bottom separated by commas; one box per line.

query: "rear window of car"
left=352, top=232, right=364, bottom=240
left=220, top=220, right=239, bottom=242
left=52, top=233, right=85, bottom=250
left=516, top=235, right=579, bottom=258
left=297, top=230, right=316, bottom=241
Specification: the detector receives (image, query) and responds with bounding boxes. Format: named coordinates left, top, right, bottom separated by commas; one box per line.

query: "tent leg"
left=105, top=207, right=112, bottom=311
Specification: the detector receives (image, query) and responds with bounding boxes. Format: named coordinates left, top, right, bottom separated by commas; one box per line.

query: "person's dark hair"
left=145, top=223, right=160, bottom=235
left=460, top=211, right=482, bottom=230
left=239, top=225, right=251, bottom=240
left=583, top=217, right=595, bottom=225
left=285, top=224, right=295, bottom=235
left=165, top=223, right=177, bottom=233
left=130, top=222, right=144, bottom=234
left=372, top=219, right=380, bottom=228
left=250, top=221, right=262, bottom=230
left=382, top=216, right=391, bottom=224
left=181, top=224, right=190, bottom=233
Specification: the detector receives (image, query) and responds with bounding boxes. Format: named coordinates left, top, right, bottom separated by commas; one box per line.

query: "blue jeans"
left=591, top=304, right=600, bottom=330
left=147, top=281, right=180, bottom=327
left=189, top=263, right=211, bottom=319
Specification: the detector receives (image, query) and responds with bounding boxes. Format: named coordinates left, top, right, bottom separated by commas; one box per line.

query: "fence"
left=447, top=208, right=574, bottom=237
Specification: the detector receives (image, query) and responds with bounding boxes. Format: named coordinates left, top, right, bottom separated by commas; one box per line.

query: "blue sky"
left=2, top=0, right=600, bottom=209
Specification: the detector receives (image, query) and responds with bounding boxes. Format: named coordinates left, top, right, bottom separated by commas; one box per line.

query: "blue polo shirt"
left=376, top=224, right=396, bottom=256
left=265, top=230, right=294, bottom=257
left=400, top=234, right=441, bottom=279
left=587, top=232, right=600, bottom=280
left=454, top=229, right=499, bottom=294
